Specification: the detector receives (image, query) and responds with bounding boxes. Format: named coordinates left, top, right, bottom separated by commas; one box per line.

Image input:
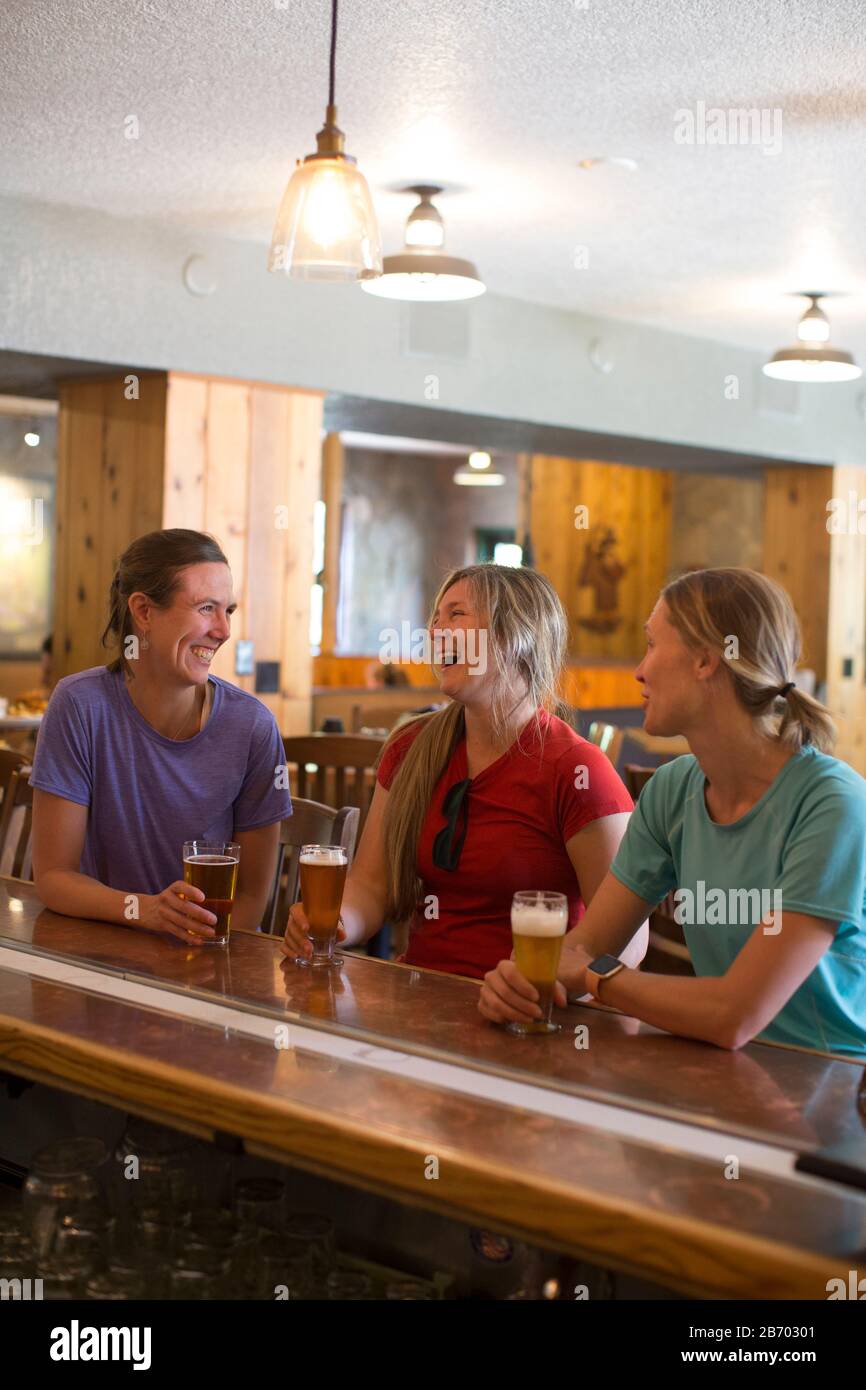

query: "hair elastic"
left=777, top=681, right=795, bottom=697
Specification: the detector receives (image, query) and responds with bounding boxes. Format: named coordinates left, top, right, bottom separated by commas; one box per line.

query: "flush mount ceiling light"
left=763, top=293, right=861, bottom=383
left=268, top=0, right=382, bottom=282
left=361, top=186, right=486, bottom=301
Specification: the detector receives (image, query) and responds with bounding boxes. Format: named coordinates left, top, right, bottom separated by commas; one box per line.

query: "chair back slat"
left=0, top=767, right=34, bottom=880
left=281, top=734, right=384, bottom=835
left=261, top=797, right=360, bottom=936
left=623, top=764, right=656, bottom=801
left=587, top=721, right=624, bottom=768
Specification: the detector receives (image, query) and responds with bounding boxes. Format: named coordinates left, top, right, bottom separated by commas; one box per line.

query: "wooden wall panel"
left=763, top=465, right=833, bottom=681
left=278, top=393, right=324, bottom=735
left=54, top=375, right=167, bottom=681
left=320, top=432, right=344, bottom=655
left=163, top=375, right=208, bottom=531
left=529, top=455, right=672, bottom=660
left=203, top=382, right=251, bottom=691
left=825, top=464, right=866, bottom=775
left=246, top=387, right=293, bottom=722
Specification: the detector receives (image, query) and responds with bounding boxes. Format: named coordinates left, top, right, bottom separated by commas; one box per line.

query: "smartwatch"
left=585, top=953, right=626, bottom=1000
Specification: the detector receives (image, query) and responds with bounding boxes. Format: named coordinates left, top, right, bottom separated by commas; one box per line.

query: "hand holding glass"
left=182, top=842, right=240, bottom=946
left=297, top=845, right=348, bottom=969
left=507, top=891, right=568, bottom=1035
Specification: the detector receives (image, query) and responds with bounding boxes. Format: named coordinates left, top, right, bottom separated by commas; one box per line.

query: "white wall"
left=2, top=194, right=865, bottom=468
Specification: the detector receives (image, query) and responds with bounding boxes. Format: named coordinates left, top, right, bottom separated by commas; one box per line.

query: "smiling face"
left=634, top=599, right=716, bottom=735
left=429, top=578, right=492, bottom=705
left=131, top=563, right=236, bottom=687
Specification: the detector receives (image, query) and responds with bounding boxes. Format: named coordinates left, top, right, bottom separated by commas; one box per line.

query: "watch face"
left=590, top=954, right=622, bottom=976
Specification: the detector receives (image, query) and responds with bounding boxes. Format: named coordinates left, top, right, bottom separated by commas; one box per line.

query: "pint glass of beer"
left=297, top=845, right=348, bottom=969
left=182, top=841, right=241, bottom=946
left=507, top=890, right=568, bottom=1035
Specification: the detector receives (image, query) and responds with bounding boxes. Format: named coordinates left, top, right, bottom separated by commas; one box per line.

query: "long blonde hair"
left=380, top=564, right=568, bottom=922
left=661, top=567, right=835, bottom=752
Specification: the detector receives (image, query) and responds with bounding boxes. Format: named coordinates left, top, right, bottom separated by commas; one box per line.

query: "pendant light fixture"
left=268, top=0, right=382, bottom=282
left=763, top=293, right=861, bottom=383
left=453, top=451, right=503, bottom=485
left=361, top=185, right=486, bottom=301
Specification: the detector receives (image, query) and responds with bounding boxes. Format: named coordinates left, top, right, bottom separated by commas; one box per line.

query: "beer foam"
left=184, top=853, right=237, bottom=865
left=510, top=906, right=567, bottom=936
left=299, top=847, right=346, bottom=865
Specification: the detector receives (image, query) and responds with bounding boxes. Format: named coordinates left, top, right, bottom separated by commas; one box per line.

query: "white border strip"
left=0, top=946, right=846, bottom=1196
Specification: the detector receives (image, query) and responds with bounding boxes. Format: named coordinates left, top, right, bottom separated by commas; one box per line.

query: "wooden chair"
left=0, top=749, right=29, bottom=805
left=281, top=734, right=384, bottom=835
left=623, top=764, right=655, bottom=801
left=0, top=767, right=34, bottom=880
left=260, top=798, right=360, bottom=936
left=622, top=764, right=693, bottom=977
left=586, top=721, right=624, bottom=767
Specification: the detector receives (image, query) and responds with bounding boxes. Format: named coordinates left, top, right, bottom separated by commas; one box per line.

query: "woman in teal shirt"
left=480, top=567, right=866, bottom=1058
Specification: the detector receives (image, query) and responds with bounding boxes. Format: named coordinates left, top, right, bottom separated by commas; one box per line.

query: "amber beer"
left=507, top=891, right=568, bottom=1035
left=182, top=841, right=240, bottom=946
left=298, top=845, right=348, bottom=969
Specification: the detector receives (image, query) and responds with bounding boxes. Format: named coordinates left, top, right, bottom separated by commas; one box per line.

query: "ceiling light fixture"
left=361, top=186, right=485, bottom=301
left=24, top=432, right=40, bottom=447
left=468, top=451, right=491, bottom=470
left=453, top=468, right=504, bottom=486
left=268, top=0, right=382, bottom=283
left=763, top=293, right=861, bottom=384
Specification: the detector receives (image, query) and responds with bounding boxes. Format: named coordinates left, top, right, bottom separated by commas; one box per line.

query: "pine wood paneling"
left=529, top=456, right=672, bottom=660
left=825, top=464, right=866, bottom=775
left=763, top=465, right=833, bottom=681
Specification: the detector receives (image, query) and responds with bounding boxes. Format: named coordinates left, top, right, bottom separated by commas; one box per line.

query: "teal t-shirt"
left=611, top=747, right=866, bottom=1058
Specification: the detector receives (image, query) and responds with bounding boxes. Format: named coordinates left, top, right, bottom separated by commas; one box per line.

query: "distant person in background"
left=365, top=661, right=411, bottom=690
left=39, top=634, right=53, bottom=691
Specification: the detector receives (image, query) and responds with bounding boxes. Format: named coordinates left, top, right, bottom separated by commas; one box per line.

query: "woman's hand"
left=280, top=902, right=346, bottom=961
left=478, top=941, right=595, bottom=1026
left=137, top=882, right=217, bottom=945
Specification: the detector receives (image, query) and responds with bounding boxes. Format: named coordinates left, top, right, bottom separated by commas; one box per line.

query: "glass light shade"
left=405, top=206, right=444, bottom=248
left=453, top=469, right=505, bottom=486
left=269, top=156, right=383, bottom=282
left=361, top=251, right=485, bottom=301
left=763, top=347, right=861, bottom=383
left=797, top=305, right=831, bottom=344
left=468, top=451, right=491, bottom=470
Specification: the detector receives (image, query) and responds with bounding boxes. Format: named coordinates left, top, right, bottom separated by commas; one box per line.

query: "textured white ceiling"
left=3, top=0, right=866, bottom=356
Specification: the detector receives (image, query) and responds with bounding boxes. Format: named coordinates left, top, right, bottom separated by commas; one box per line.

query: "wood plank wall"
left=163, top=375, right=323, bottom=735
left=826, top=464, right=866, bottom=775
left=528, top=455, right=672, bottom=659
left=53, top=374, right=167, bottom=681
left=53, top=372, right=323, bottom=735
left=763, top=465, right=833, bottom=682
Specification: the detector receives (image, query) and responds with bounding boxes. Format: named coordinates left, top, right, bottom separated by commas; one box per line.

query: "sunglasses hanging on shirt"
left=432, top=778, right=471, bottom=872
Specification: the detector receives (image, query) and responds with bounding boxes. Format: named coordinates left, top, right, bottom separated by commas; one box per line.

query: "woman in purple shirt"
left=31, top=529, right=291, bottom=943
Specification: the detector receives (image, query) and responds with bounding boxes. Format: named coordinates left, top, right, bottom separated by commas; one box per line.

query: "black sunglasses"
left=432, top=778, right=471, bottom=872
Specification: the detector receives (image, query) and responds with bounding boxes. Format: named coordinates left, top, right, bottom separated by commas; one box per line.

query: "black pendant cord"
left=329, top=0, right=338, bottom=107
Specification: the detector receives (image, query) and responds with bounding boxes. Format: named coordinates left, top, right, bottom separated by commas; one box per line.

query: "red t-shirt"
left=376, top=709, right=633, bottom=979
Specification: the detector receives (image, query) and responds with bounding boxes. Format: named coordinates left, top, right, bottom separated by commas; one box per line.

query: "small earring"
left=140, top=634, right=150, bottom=652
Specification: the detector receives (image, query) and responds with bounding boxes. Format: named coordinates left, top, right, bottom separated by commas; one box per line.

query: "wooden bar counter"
left=1, top=877, right=864, bottom=1300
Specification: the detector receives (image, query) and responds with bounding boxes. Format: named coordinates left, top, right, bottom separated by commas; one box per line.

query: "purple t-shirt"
left=30, top=667, right=292, bottom=894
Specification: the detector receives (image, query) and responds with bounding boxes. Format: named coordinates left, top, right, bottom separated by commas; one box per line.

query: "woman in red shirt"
left=282, top=564, right=647, bottom=979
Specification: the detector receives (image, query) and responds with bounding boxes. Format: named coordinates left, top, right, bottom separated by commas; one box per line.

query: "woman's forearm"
left=568, top=872, right=653, bottom=958
left=339, top=878, right=386, bottom=947
left=594, top=968, right=738, bottom=1049
left=35, top=869, right=135, bottom=925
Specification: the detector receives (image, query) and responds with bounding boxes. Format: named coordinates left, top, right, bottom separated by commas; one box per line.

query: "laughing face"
left=132, top=563, right=236, bottom=687
left=429, top=578, right=491, bottom=704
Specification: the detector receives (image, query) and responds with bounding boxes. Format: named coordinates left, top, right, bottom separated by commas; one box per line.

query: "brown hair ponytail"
left=661, top=567, right=836, bottom=753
